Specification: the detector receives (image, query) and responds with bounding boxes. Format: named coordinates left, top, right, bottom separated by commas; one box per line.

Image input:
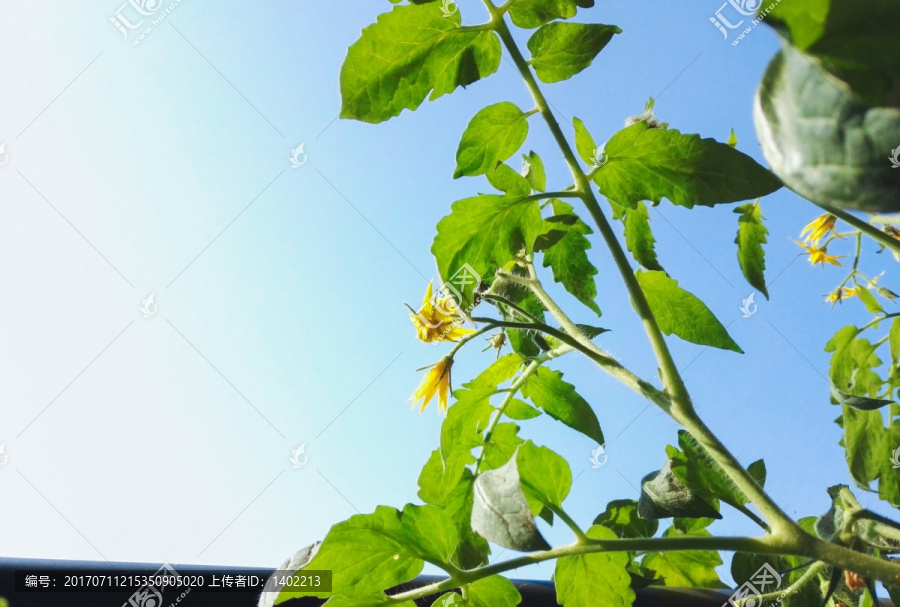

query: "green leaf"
left=508, top=0, right=578, bottom=29
left=842, top=405, right=886, bottom=489
left=431, top=594, right=462, bottom=607
left=283, top=505, right=456, bottom=599
left=890, top=319, right=900, bottom=363
left=488, top=164, right=532, bottom=196
left=504, top=398, right=542, bottom=420
left=555, top=525, right=636, bottom=607
left=830, top=385, right=894, bottom=410
left=521, top=366, right=605, bottom=444
left=668, top=431, right=763, bottom=511
left=753, top=44, right=900, bottom=213
left=636, top=270, right=743, bottom=353
left=467, top=575, right=522, bottom=607
left=765, top=0, right=900, bottom=107
left=539, top=200, right=602, bottom=316
left=726, top=129, right=738, bottom=147
left=444, top=471, right=491, bottom=569
left=455, top=102, right=532, bottom=178
left=857, top=284, right=885, bottom=314
left=340, top=4, right=501, bottom=123
left=825, top=325, right=861, bottom=389
left=521, top=151, right=546, bottom=192
left=471, top=451, right=551, bottom=552
left=623, top=201, right=663, bottom=272
left=433, top=194, right=542, bottom=307
left=574, top=324, right=609, bottom=339
left=594, top=121, right=782, bottom=209
left=734, top=201, right=769, bottom=298
left=418, top=447, right=470, bottom=506
left=482, top=422, right=525, bottom=471
left=527, top=23, right=621, bottom=83
left=516, top=441, right=572, bottom=509
left=641, top=526, right=727, bottom=588
left=880, top=404, right=900, bottom=507
left=638, top=460, right=722, bottom=521
left=573, top=117, right=599, bottom=166
left=593, top=499, right=659, bottom=539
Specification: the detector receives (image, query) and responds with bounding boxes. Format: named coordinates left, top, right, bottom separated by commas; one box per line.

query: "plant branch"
left=733, top=561, right=827, bottom=605
left=489, top=13, right=796, bottom=537
left=816, top=203, right=900, bottom=255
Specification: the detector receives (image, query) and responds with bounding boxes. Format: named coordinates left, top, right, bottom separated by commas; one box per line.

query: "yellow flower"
left=794, top=240, right=845, bottom=266
left=800, top=213, right=840, bottom=245
left=411, top=358, right=452, bottom=413
left=409, top=281, right=475, bottom=343
left=825, top=287, right=858, bottom=305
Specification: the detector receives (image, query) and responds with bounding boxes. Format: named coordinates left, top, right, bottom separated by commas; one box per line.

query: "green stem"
left=473, top=344, right=572, bottom=475
left=818, top=203, right=900, bottom=256
left=546, top=504, right=588, bottom=544
left=733, top=561, right=827, bottom=606
left=733, top=503, right=770, bottom=532
left=491, top=15, right=793, bottom=535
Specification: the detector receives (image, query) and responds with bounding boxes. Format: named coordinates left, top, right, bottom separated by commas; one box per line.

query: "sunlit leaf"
left=623, top=201, right=663, bottom=272
left=521, top=367, right=605, bottom=444
left=340, top=4, right=501, bottom=123
left=527, top=22, right=620, bottom=83
left=734, top=201, right=769, bottom=298
left=455, top=102, right=532, bottom=178
left=636, top=270, right=742, bottom=353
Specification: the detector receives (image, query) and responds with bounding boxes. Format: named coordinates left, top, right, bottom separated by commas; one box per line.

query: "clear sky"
left=0, top=0, right=895, bottom=586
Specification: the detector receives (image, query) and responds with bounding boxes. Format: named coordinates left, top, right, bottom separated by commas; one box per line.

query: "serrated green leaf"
left=340, top=4, right=501, bottom=123
left=521, top=366, right=605, bottom=444
left=857, top=284, right=885, bottom=314
left=282, top=505, right=456, bottom=600
left=516, top=441, right=572, bottom=509
left=455, top=102, right=532, bottom=178
left=445, top=471, right=491, bottom=569
left=825, top=325, right=861, bottom=388
left=418, top=447, right=470, bottom=506
left=482, top=422, right=524, bottom=471
left=623, top=201, right=663, bottom=272
left=488, top=164, right=532, bottom=196
left=555, top=525, right=635, bottom=607
left=734, top=201, right=769, bottom=298
left=522, top=151, right=546, bottom=192
left=527, top=22, right=621, bottom=83
left=843, top=406, right=886, bottom=489
left=594, top=121, right=782, bottom=209
left=471, top=452, right=551, bottom=552
left=468, top=575, right=522, bottom=607
left=433, top=194, right=542, bottom=307
left=508, top=0, right=578, bottom=29
left=573, top=117, right=598, bottom=165
left=593, top=499, right=658, bottom=539
left=641, top=526, right=727, bottom=589
left=539, top=200, right=602, bottom=316
left=636, top=270, right=742, bottom=353
left=504, top=398, right=542, bottom=420
left=638, top=460, right=722, bottom=521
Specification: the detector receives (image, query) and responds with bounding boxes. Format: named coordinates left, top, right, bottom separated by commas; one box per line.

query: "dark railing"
left=0, top=557, right=747, bottom=606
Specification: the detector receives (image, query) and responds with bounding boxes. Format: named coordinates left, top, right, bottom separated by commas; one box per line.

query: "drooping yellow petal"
left=794, top=240, right=845, bottom=267
left=800, top=214, right=839, bottom=245
left=411, top=358, right=452, bottom=413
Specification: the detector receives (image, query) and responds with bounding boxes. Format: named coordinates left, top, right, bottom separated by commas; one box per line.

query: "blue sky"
left=0, top=0, right=896, bottom=586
